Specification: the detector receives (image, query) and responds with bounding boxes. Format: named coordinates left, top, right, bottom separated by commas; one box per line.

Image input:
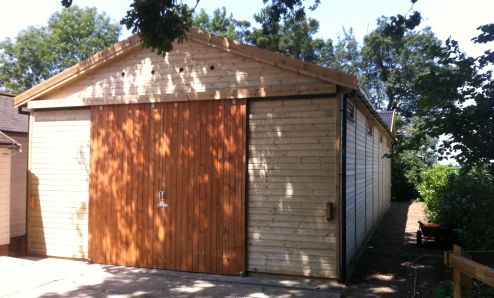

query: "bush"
left=420, top=165, right=494, bottom=250
left=417, top=164, right=457, bottom=222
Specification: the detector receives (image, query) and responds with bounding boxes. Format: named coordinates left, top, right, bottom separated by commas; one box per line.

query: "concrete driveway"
left=0, top=257, right=343, bottom=297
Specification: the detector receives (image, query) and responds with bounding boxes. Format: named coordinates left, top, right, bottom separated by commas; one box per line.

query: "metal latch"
left=157, top=190, right=168, bottom=208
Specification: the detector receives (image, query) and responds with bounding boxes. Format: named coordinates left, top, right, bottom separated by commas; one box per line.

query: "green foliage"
left=421, top=166, right=494, bottom=250
left=360, top=23, right=443, bottom=111
left=193, top=7, right=250, bottom=41
left=432, top=281, right=453, bottom=298
left=248, top=9, right=335, bottom=66
left=121, top=0, right=195, bottom=55
left=415, top=24, right=494, bottom=174
left=417, top=165, right=457, bottom=221
left=191, top=6, right=336, bottom=67
left=391, top=116, right=438, bottom=201
left=0, top=6, right=120, bottom=93
left=103, top=0, right=319, bottom=55
left=332, top=28, right=361, bottom=74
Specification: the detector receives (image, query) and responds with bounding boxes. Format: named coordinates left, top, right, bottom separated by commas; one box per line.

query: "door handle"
left=158, top=190, right=167, bottom=201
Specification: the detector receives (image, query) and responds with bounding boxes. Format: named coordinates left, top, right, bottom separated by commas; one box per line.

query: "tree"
left=359, top=22, right=443, bottom=112
left=247, top=8, right=335, bottom=66
left=332, top=28, right=361, bottom=74
left=415, top=24, right=494, bottom=173
left=193, top=7, right=250, bottom=41
left=63, top=0, right=321, bottom=55
left=0, top=6, right=120, bottom=93
left=190, top=6, right=335, bottom=67
left=391, top=116, right=438, bottom=200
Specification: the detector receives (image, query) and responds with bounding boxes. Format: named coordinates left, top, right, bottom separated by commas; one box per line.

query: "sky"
left=0, top=0, right=492, bottom=57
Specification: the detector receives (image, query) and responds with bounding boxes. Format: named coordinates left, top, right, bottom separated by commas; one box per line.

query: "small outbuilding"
left=0, top=131, right=21, bottom=255
left=0, top=92, right=29, bottom=256
left=14, top=30, right=393, bottom=280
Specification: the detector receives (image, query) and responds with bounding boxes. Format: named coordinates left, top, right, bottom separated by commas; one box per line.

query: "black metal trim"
left=339, top=93, right=349, bottom=282
left=18, top=105, right=30, bottom=115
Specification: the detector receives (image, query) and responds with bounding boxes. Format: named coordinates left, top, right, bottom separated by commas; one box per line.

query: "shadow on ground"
left=345, top=201, right=452, bottom=297
left=0, top=257, right=342, bottom=298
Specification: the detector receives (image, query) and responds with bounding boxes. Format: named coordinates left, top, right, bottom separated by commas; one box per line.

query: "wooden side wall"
left=365, top=121, right=374, bottom=234
left=355, top=109, right=367, bottom=250
left=346, top=105, right=356, bottom=264
left=345, top=100, right=392, bottom=265
left=247, top=97, right=338, bottom=278
left=28, top=109, right=90, bottom=258
left=0, top=149, right=11, bottom=245
left=10, top=133, right=28, bottom=238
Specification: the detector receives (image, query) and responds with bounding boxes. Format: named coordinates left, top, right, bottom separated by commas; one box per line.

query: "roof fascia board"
left=14, top=30, right=358, bottom=107
left=188, top=30, right=357, bottom=89
left=14, top=35, right=141, bottom=107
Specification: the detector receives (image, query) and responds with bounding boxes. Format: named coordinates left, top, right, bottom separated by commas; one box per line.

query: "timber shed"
left=0, top=131, right=21, bottom=255
left=14, top=30, right=393, bottom=281
left=0, top=92, right=29, bottom=256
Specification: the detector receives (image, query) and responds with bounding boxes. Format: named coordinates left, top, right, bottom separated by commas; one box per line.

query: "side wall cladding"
left=0, top=149, right=11, bottom=246
left=28, top=109, right=90, bottom=258
left=10, top=134, right=28, bottom=238
left=345, top=101, right=392, bottom=266
left=247, top=97, right=339, bottom=278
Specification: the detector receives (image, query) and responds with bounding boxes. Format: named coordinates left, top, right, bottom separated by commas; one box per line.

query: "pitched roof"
left=0, top=93, right=28, bottom=133
left=377, top=110, right=396, bottom=133
left=0, top=130, right=20, bottom=148
left=14, top=30, right=357, bottom=107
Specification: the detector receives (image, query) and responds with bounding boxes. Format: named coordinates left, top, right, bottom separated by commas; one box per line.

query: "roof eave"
left=355, top=88, right=395, bottom=140
left=14, top=34, right=142, bottom=107
left=0, top=92, right=15, bottom=97
left=14, top=29, right=358, bottom=107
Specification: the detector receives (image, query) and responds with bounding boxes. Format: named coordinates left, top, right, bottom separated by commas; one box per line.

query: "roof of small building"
left=0, top=93, right=28, bottom=133
left=13, top=30, right=357, bottom=107
left=377, top=110, right=396, bottom=133
left=0, top=130, right=20, bottom=148
left=12, top=29, right=393, bottom=139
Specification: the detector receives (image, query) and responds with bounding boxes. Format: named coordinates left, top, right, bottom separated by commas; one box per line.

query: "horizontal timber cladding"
left=31, top=41, right=336, bottom=109
left=345, top=105, right=356, bottom=265
left=247, top=97, right=338, bottom=278
left=28, top=109, right=90, bottom=258
left=345, top=99, right=392, bottom=266
left=89, top=99, right=246, bottom=275
left=0, top=149, right=11, bottom=245
left=10, top=133, right=28, bottom=238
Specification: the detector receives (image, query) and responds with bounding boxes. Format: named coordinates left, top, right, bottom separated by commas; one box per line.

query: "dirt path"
left=345, top=201, right=452, bottom=297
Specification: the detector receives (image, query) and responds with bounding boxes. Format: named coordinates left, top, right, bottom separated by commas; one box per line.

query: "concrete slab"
left=0, top=257, right=344, bottom=297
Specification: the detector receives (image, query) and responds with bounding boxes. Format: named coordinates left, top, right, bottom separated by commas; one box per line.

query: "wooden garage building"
left=0, top=131, right=21, bottom=255
left=0, top=92, right=29, bottom=256
left=14, top=30, right=393, bottom=280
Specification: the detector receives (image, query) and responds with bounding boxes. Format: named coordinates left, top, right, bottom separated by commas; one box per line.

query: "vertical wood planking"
left=164, top=103, right=172, bottom=269
left=181, top=102, right=190, bottom=271
left=205, top=102, right=213, bottom=273
left=199, top=101, right=207, bottom=272
left=217, top=101, right=225, bottom=274
left=192, top=102, right=200, bottom=272
left=89, top=100, right=246, bottom=274
left=211, top=100, right=219, bottom=274
left=186, top=102, right=195, bottom=270
left=176, top=102, right=184, bottom=270
left=89, top=106, right=99, bottom=263
left=240, top=101, right=247, bottom=274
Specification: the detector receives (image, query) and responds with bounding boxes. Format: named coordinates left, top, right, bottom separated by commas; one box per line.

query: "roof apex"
left=15, top=29, right=357, bottom=107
